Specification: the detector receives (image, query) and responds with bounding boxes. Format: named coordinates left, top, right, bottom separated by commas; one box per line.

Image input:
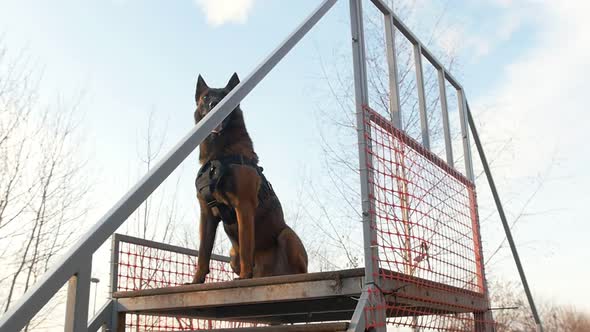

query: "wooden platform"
left=113, top=269, right=487, bottom=325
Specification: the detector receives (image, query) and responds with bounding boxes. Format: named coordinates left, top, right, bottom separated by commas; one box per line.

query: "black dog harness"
left=195, top=155, right=274, bottom=225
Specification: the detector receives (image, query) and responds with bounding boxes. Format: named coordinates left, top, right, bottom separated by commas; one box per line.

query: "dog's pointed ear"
left=195, top=74, right=208, bottom=102
left=226, top=72, right=240, bottom=91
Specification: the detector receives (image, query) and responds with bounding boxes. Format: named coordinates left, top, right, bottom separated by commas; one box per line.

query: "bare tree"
left=125, top=110, right=183, bottom=243
left=0, top=41, right=91, bottom=331
left=118, top=110, right=190, bottom=293
left=489, top=279, right=590, bottom=332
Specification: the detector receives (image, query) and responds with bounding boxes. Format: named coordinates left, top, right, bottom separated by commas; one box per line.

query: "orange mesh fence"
left=114, top=235, right=262, bottom=331
left=362, top=106, right=494, bottom=331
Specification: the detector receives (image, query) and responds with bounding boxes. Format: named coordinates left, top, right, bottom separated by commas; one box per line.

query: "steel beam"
left=64, top=262, right=91, bottom=332
left=438, top=69, right=453, bottom=166
left=349, top=0, right=380, bottom=289
left=384, top=13, right=402, bottom=128
left=414, top=43, right=430, bottom=149
left=88, top=300, right=114, bottom=332
left=109, top=235, right=120, bottom=297
left=349, top=0, right=386, bottom=328
left=0, top=1, right=337, bottom=330
left=347, top=287, right=370, bottom=332
left=114, top=233, right=230, bottom=263
left=457, top=89, right=475, bottom=181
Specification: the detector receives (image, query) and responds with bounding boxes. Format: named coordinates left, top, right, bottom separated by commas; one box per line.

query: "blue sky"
left=1, top=0, right=589, bottom=320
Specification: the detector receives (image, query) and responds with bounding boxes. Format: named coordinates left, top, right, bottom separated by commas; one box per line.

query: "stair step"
left=178, top=322, right=349, bottom=332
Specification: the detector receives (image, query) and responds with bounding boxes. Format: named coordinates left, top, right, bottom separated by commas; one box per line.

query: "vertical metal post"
left=384, top=14, right=402, bottom=129
left=466, top=103, right=543, bottom=332
left=438, top=69, right=453, bottom=166
left=64, top=261, right=91, bottom=332
left=457, top=89, right=475, bottom=181
left=414, top=43, right=430, bottom=150
left=384, top=8, right=412, bottom=274
left=115, top=312, right=126, bottom=332
left=350, top=0, right=386, bottom=330
left=469, top=187, right=495, bottom=332
left=108, top=236, right=121, bottom=332
left=350, top=0, right=377, bottom=286
left=383, top=0, right=414, bottom=286
left=110, top=235, right=120, bottom=296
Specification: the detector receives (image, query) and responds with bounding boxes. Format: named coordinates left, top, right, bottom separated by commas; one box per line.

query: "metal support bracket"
left=347, top=285, right=386, bottom=332
left=88, top=300, right=114, bottom=332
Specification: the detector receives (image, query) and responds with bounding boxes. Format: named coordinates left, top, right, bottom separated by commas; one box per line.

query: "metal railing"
left=370, top=0, right=475, bottom=180
left=0, top=0, right=337, bottom=331
left=348, top=0, right=541, bottom=331
left=348, top=0, right=483, bottom=328
left=102, top=234, right=253, bottom=331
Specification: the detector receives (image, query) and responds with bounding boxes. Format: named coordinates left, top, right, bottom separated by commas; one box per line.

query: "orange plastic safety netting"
left=114, top=236, right=262, bottom=330
left=362, top=106, right=494, bottom=331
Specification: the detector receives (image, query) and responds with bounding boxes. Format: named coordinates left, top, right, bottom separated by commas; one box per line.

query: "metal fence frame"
left=97, top=234, right=234, bottom=331
left=109, top=233, right=231, bottom=297
left=0, top=0, right=543, bottom=331
left=348, top=0, right=541, bottom=331
left=349, top=0, right=486, bottom=330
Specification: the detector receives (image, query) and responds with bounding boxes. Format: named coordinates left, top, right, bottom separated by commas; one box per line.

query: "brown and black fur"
left=190, top=73, right=308, bottom=283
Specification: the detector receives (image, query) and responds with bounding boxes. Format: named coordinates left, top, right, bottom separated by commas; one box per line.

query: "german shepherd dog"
left=190, top=73, right=308, bottom=283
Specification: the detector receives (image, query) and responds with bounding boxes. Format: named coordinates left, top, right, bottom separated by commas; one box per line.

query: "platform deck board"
left=114, top=269, right=488, bottom=324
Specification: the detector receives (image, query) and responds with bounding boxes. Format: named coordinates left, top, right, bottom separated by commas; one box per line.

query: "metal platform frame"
left=0, top=0, right=543, bottom=331
left=99, top=233, right=489, bottom=330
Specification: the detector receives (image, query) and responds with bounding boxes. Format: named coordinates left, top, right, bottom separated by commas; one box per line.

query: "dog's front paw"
left=235, top=271, right=253, bottom=281
left=186, top=273, right=207, bottom=285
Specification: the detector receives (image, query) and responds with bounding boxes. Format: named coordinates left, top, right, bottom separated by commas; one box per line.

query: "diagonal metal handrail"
left=0, top=0, right=337, bottom=330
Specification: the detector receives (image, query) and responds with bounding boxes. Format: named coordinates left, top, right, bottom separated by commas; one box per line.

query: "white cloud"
left=195, top=0, right=255, bottom=27
left=435, top=3, right=526, bottom=61
left=436, top=25, right=495, bottom=60
left=474, top=1, right=590, bottom=178
left=471, top=2, right=590, bottom=311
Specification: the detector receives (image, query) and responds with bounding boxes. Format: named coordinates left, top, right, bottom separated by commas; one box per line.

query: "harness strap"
left=196, top=155, right=273, bottom=225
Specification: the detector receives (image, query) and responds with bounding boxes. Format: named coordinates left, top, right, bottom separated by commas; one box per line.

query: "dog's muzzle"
left=208, top=101, right=227, bottom=134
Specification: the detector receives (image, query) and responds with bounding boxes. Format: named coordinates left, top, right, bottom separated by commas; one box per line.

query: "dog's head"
left=194, top=73, right=241, bottom=134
